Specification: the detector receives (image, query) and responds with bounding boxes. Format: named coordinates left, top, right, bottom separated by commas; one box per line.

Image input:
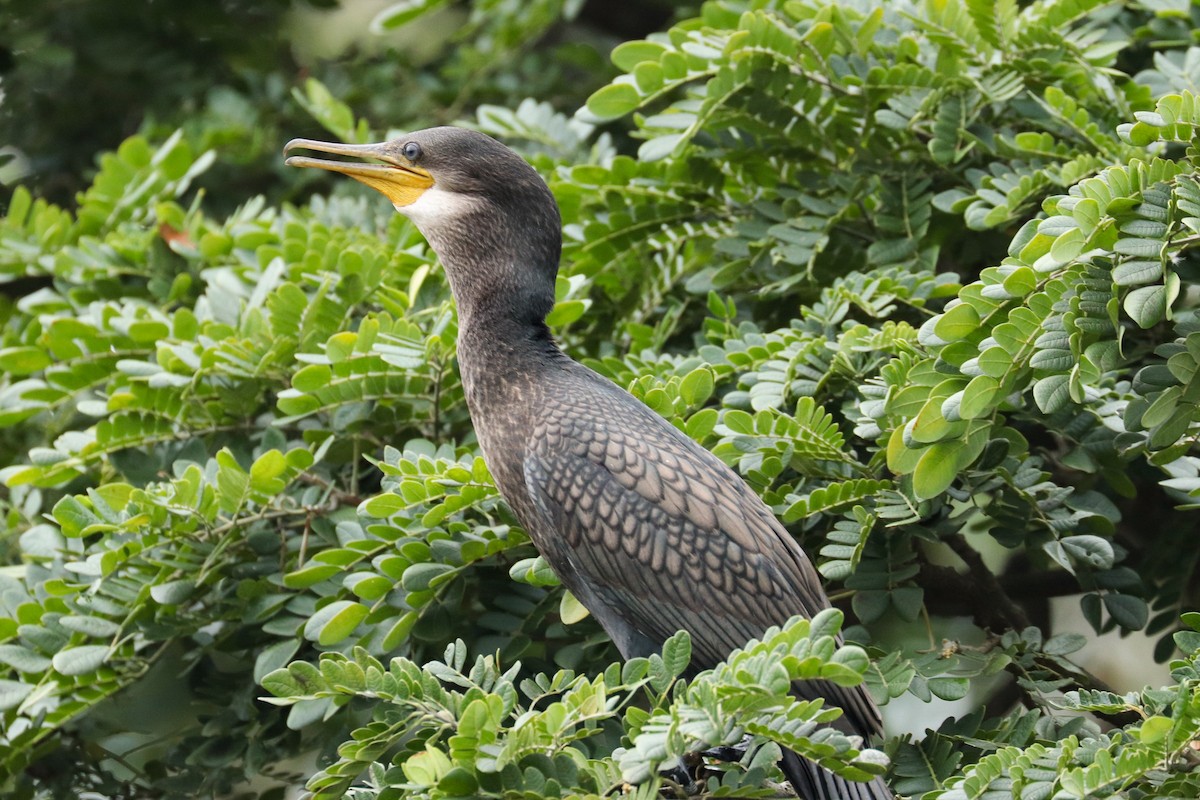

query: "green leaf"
left=150, top=579, right=197, bottom=605
left=803, top=21, right=835, bottom=57
left=60, top=615, right=119, bottom=638
left=324, top=331, right=357, bottom=362
left=913, top=441, right=962, bottom=499
left=1123, top=284, right=1167, bottom=328
left=1033, top=374, right=1071, bottom=414
left=508, top=555, right=560, bottom=587
left=284, top=564, right=342, bottom=589
left=304, top=600, right=369, bottom=646
left=685, top=407, right=718, bottom=441
left=933, top=303, right=980, bottom=342
left=0, top=346, right=51, bottom=375
left=545, top=299, right=587, bottom=327
left=437, top=767, right=478, bottom=796
left=633, top=61, right=664, bottom=93
left=0, top=644, right=51, bottom=673
left=52, top=496, right=100, bottom=538
left=1072, top=197, right=1101, bottom=232
left=370, top=0, right=449, bottom=30
left=261, top=664, right=314, bottom=700
left=1061, top=535, right=1115, bottom=569
left=1103, top=594, right=1148, bottom=630
left=639, top=133, right=685, bottom=162
left=382, top=612, right=419, bottom=651
left=292, top=364, right=332, bottom=392
left=611, top=40, right=668, bottom=71
left=586, top=83, right=642, bottom=120
left=345, top=573, right=393, bottom=600
left=1139, top=715, right=1173, bottom=744
left=886, top=424, right=922, bottom=475
left=1001, top=266, right=1037, bottom=297
left=0, top=680, right=33, bottom=711
left=660, top=630, right=691, bottom=678
left=1049, top=227, right=1085, bottom=263
left=403, top=745, right=452, bottom=785
left=52, top=645, right=109, bottom=676
left=401, top=562, right=454, bottom=592
left=977, top=346, right=1013, bottom=377
left=959, top=375, right=1000, bottom=419
left=1043, top=633, right=1086, bottom=656
left=890, top=586, right=924, bottom=622
left=249, top=449, right=288, bottom=493
left=1121, top=120, right=1160, bottom=146
left=679, top=367, right=714, bottom=407
left=928, top=677, right=969, bottom=701
left=253, top=639, right=301, bottom=684
left=912, top=395, right=960, bottom=442
left=215, top=449, right=251, bottom=514
left=559, top=589, right=590, bottom=624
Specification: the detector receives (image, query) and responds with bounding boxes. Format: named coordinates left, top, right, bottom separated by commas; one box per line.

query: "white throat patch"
left=396, top=185, right=481, bottom=226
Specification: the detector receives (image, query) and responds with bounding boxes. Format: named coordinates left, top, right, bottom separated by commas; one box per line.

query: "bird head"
left=284, top=127, right=561, bottom=324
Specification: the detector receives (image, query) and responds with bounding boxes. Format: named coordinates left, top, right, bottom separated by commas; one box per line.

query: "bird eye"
left=402, top=142, right=422, bottom=161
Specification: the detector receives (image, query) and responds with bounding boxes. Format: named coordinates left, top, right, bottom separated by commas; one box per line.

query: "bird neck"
left=422, top=197, right=559, bottom=328
left=457, top=312, right=560, bottom=371
left=418, top=183, right=565, bottom=382
left=442, top=250, right=553, bottom=324
left=454, top=294, right=564, bottom=422
left=442, top=249, right=563, bottom=372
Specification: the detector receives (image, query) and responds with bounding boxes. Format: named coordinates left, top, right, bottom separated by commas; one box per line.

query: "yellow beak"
left=283, top=138, right=434, bottom=207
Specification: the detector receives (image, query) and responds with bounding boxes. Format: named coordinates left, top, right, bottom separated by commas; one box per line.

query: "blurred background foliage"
left=5, top=0, right=1200, bottom=798
left=0, top=0, right=679, bottom=210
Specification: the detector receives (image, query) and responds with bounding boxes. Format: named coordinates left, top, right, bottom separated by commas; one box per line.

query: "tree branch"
left=918, top=536, right=1032, bottom=632
left=919, top=540, right=1140, bottom=728
left=997, top=568, right=1082, bottom=602
left=946, top=535, right=1032, bottom=629
left=296, top=472, right=362, bottom=506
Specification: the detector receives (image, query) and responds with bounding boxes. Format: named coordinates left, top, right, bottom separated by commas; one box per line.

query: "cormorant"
left=284, top=127, right=891, bottom=800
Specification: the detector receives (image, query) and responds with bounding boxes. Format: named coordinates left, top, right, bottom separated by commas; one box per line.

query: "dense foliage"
left=4, top=0, right=1200, bottom=798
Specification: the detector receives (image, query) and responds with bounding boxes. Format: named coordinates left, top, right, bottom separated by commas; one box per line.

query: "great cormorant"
left=284, top=127, right=891, bottom=800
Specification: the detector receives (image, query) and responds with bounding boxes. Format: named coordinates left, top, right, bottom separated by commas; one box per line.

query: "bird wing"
left=521, top=387, right=882, bottom=738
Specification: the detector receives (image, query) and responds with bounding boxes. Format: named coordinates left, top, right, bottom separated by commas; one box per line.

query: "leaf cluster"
left=5, top=0, right=1200, bottom=798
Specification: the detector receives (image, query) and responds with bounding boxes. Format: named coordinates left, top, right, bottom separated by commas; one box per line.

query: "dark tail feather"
left=780, top=748, right=892, bottom=800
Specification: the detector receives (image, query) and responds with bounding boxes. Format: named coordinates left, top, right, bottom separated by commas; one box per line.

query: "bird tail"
left=780, top=748, right=892, bottom=800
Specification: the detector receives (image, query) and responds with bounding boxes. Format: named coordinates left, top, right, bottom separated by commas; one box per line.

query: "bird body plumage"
left=284, top=127, right=892, bottom=800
